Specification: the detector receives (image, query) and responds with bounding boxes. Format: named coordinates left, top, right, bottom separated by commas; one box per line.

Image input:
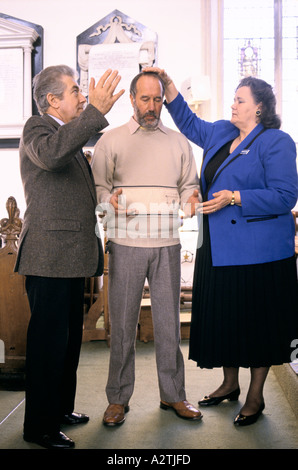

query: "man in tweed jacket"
left=15, top=65, right=124, bottom=449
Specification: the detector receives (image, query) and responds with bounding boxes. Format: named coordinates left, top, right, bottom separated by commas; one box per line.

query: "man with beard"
left=92, top=72, right=202, bottom=426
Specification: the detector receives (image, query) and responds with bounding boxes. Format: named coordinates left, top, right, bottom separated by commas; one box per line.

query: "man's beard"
left=135, top=108, right=160, bottom=129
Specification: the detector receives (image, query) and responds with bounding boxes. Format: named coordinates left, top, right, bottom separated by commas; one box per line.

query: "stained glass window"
left=223, top=0, right=274, bottom=119
left=223, top=0, right=298, bottom=142
left=282, top=0, right=298, bottom=140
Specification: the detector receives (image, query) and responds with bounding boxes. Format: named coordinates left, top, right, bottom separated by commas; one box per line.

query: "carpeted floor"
left=0, top=340, right=297, bottom=454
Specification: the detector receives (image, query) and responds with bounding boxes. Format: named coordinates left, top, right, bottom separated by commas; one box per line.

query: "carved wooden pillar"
left=0, top=197, right=30, bottom=375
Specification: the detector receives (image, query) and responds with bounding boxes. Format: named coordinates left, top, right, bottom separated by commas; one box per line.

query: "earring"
left=256, top=110, right=261, bottom=116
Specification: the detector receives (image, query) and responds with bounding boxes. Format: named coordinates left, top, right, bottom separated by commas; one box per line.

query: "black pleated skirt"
left=189, top=216, right=298, bottom=368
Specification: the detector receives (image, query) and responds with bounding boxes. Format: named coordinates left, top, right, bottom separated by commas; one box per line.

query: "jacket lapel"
left=43, top=114, right=97, bottom=204
left=201, top=123, right=264, bottom=194
left=42, top=113, right=60, bottom=129
left=200, top=128, right=238, bottom=194
left=75, top=152, right=97, bottom=204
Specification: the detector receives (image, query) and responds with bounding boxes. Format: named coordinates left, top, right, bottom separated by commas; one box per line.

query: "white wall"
left=0, top=0, right=204, bottom=218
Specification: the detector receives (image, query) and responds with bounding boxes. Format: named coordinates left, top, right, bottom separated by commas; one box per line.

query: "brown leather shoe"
left=103, top=404, right=129, bottom=426
left=160, top=400, right=203, bottom=421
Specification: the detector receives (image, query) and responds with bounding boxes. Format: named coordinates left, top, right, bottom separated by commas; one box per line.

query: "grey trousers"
left=106, top=242, right=186, bottom=404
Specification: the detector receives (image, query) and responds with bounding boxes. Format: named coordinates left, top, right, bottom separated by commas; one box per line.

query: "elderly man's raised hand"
left=89, top=69, right=125, bottom=115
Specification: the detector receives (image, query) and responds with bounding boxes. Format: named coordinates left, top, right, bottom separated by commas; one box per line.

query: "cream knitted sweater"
left=92, top=117, right=199, bottom=247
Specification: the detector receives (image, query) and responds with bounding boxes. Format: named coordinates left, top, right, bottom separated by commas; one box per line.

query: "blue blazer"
left=166, top=93, right=298, bottom=266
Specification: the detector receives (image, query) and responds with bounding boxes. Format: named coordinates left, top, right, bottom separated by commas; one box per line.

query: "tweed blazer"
left=15, top=104, right=107, bottom=278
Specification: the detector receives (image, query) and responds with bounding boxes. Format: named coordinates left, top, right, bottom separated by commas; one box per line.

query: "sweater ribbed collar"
left=128, top=116, right=168, bottom=135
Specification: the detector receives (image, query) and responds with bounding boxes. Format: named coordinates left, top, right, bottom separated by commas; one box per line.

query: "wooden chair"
left=0, top=197, right=31, bottom=375
left=82, top=226, right=111, bottom=345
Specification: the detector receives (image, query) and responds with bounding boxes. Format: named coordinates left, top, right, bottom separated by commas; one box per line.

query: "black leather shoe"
left=198, top=387, right=240, bottom=406
left=234, top=402, right=265, bottom=426
left=24, top=431, right=75, bottom=449
left=62, top=412, right=89, bottom=425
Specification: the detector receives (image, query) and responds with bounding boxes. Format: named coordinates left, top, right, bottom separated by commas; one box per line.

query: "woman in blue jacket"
left=146, top=68, right=298, bottom=426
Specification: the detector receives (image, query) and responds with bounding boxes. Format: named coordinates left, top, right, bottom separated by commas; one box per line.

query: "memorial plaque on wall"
left=0, top=13, right=43, bottom=147
left=77, top=10, right=158, bottom=142
left=0, top=48, right=23, bottom=125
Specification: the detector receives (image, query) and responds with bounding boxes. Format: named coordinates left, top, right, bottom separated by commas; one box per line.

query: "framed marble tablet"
left=0, top=13, right=43, bottom=147
left=77, top=10, right=158, bottom=140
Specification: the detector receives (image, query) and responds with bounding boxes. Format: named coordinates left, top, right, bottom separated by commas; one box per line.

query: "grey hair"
left=33, top=65, right=76, bottom=114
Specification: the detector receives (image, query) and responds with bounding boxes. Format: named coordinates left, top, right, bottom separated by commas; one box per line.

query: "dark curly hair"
left=236, top=76, right=281, bottom=129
